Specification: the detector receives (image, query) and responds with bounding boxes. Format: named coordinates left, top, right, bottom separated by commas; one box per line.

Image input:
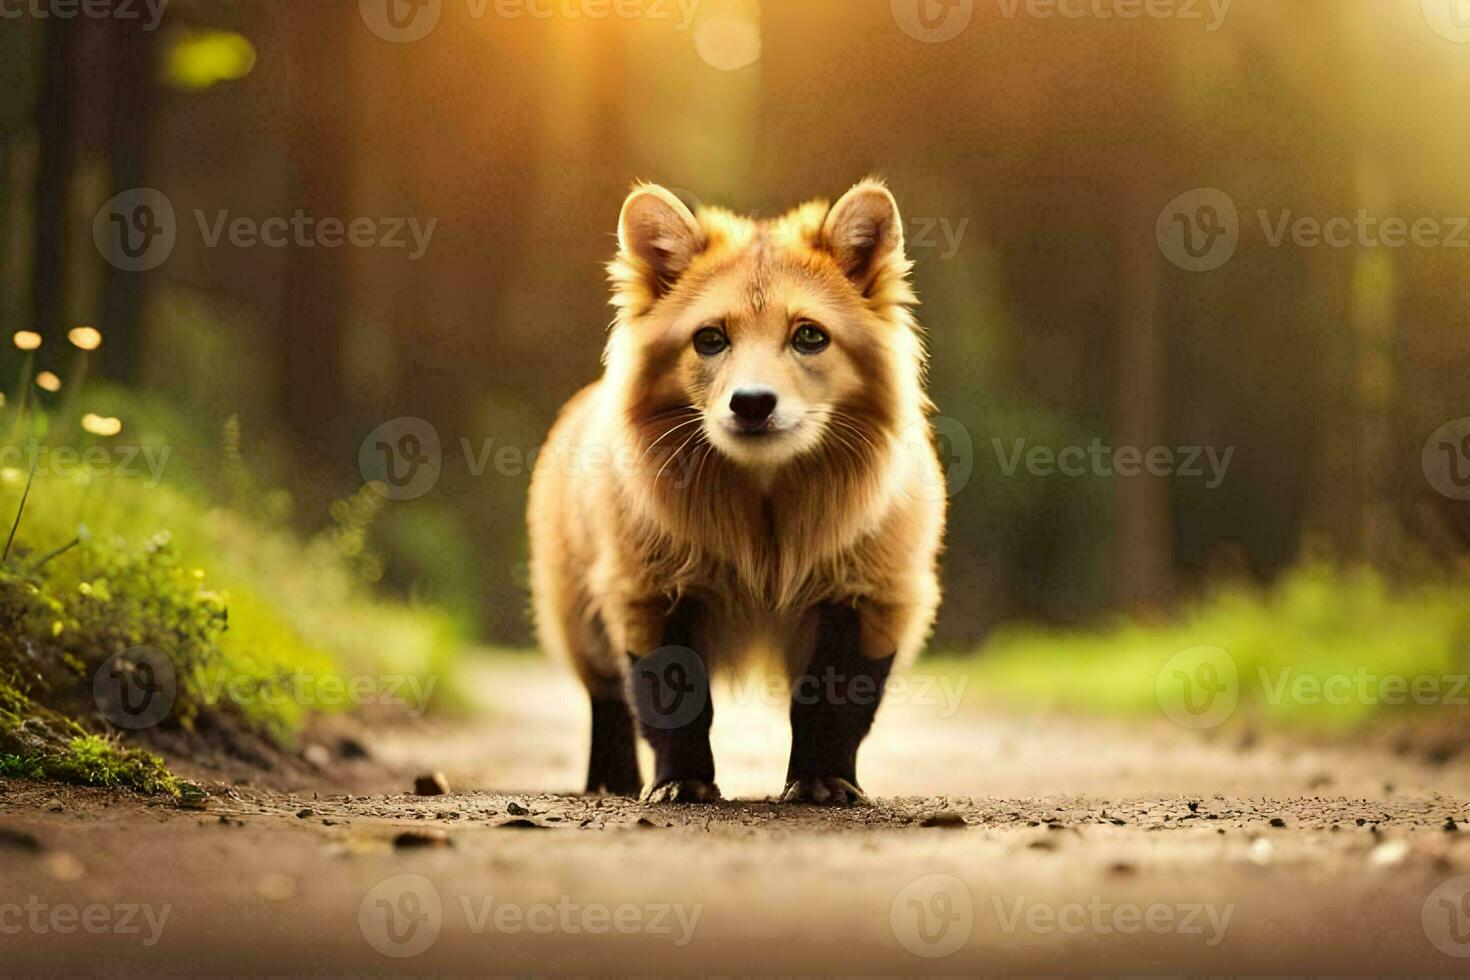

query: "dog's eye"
left=692, top=327, right=728, bottom=357
left=791, top=322, right=830, bottom=355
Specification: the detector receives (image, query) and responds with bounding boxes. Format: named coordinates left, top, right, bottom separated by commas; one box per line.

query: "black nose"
left=729, top=388, right=778, bottom=430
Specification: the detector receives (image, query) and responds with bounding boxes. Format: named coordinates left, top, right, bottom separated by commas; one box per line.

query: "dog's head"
left=606, top=180, right=928, bottom=477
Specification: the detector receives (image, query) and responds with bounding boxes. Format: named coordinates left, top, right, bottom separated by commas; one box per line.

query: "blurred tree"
left=97, top=3, right=159, bottom=381
left=279, top=0, right=353, bottom=469
left=0, top=18, right=40, bottom=330
left=1114, top=181, right=1173, bottom=609
left=32, top=16, right=73, bottom=341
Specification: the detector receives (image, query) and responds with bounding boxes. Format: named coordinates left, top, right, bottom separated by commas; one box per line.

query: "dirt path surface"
left=4, top=657, right=1470, bottom=975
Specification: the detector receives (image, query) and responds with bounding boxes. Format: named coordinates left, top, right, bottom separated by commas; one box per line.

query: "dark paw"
left=641, top=779, right=722, bottom=804
left=781, top=777, right=870, bottom=807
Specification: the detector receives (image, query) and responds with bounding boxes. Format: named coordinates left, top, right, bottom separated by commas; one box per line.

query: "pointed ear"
left=617, top=185, right=706, bottom=291
left=821, top=181, right=906, bottom=294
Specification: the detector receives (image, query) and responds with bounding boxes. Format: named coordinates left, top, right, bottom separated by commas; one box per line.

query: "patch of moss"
left=0, top=754, right=44, bottom=779
left=0, top=675, right=27, bottom=733
left=45, top=735, right=180, bottom=796
left=0, top=682, right=180, bottom=796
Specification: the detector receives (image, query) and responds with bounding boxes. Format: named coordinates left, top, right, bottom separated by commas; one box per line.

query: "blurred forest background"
left=3, top=0, right=1468, bottom=662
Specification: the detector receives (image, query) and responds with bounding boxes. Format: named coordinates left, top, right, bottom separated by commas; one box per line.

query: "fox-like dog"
left=527, top=180, right=945, bottom=805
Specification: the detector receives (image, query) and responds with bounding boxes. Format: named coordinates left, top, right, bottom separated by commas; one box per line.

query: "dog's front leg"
left=623, top=598, right=720, bottom=804
left=783, top=602, right=896, bottom=806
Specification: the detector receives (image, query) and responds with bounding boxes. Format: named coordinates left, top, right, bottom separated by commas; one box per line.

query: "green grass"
left=937, top=563, right=1470, bottom=731
left=0, top=754, right=44, bottom=779
left=0, top=675, right=181, bottom=795
left=45, top=735, right=181, bottom=795
left=0, top=390, right=460, bottom=794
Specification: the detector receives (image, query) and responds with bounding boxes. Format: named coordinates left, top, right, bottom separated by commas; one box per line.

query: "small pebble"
left=43, top=853, right=84, bottom=881
left=1370, top=839, right=1410, bottom=867
left=414, top=773, right=450, bottom=797
left=919, top=811, right=967, bottom=829
left=256, top=873, right=297, bottom=901
left=393, top=829, right=451, bottom=849
left=338, top=738, right=370, bottom=760
left=0, top=828, right=42, bottom=853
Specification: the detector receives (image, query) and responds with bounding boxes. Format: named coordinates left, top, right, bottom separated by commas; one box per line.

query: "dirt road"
left=4, top=657, right=1470, bottom=974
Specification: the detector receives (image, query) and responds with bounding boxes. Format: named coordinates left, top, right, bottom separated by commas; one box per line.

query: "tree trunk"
left=1114, top=184, right=1173, bottom=610
left=32, top=17, right=73, bottom=339
left=279, top=5, right=352, bottom=472
left=99, top=14, right=156, bottom=383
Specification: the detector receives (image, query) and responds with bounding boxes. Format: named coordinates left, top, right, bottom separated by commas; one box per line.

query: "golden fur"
left=528, top=180, right=945, bottom=696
